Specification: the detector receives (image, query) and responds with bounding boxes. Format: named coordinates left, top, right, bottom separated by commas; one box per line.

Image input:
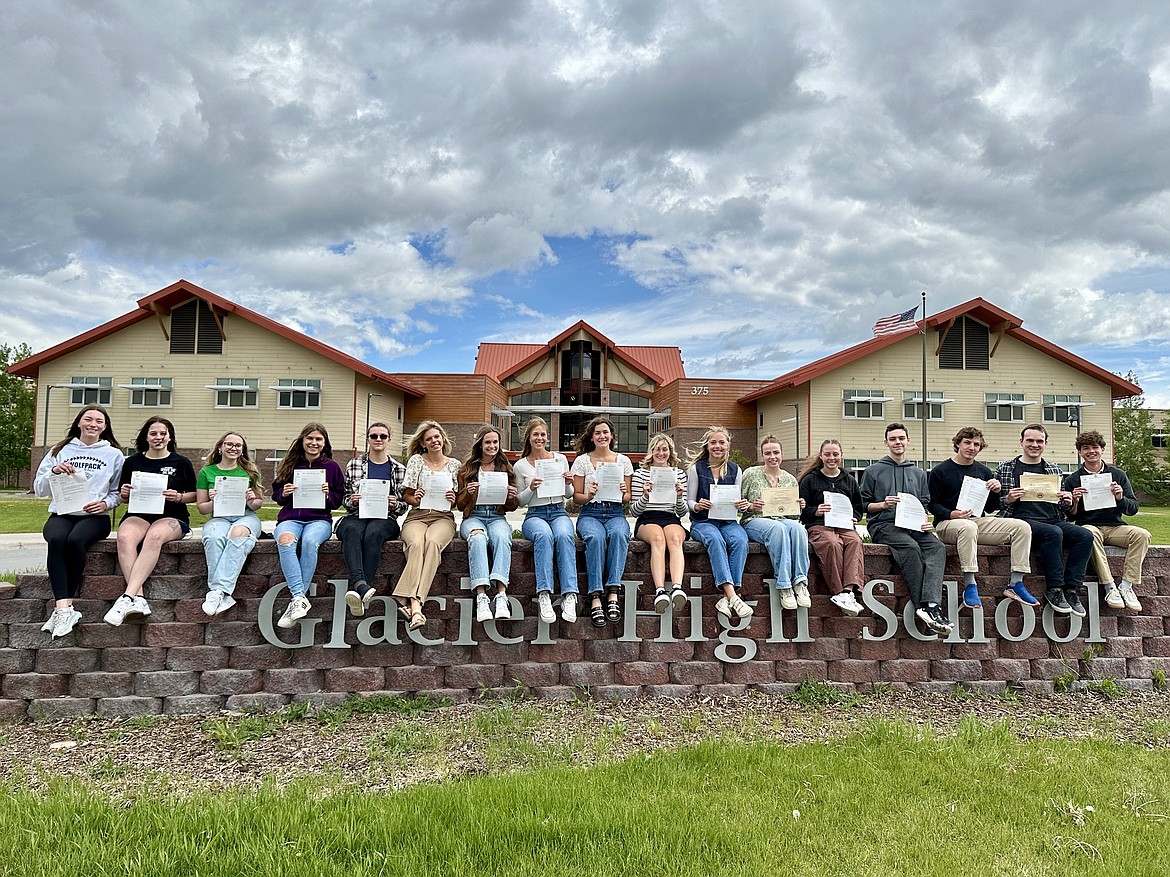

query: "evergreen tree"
left=0, top=343, right=35, bottom=486
left=1112, top=371, right=1170, bottom=500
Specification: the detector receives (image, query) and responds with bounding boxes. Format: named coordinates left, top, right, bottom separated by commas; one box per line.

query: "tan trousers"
left=807, top=525, right=865, bottom=594
left=1082, top=524, right=1151, bottom=586
left=393, top=509, right=456, bottom=601
left=934, top=515, right=1032, bottom=574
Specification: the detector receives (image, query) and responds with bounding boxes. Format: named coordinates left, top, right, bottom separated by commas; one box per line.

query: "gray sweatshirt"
left=860, top=456, right=930, bottom=526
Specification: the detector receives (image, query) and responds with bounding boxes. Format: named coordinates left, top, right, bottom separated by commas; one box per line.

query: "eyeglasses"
left=368, top=434, right=390, bottom=440
left=221, top=442, right=244, bottom=450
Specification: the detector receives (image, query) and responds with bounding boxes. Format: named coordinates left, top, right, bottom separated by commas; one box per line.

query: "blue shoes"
left=1002, top=582, right=1040, bottom=607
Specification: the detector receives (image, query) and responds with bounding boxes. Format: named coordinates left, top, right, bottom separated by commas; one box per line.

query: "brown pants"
left=807, top=525, right=865, bottom=594
left=934, top=515, right=1033, bottom=574
left=1083, top=524, right=1151, bottom=586
left=393, top=509, right=456, bottom=601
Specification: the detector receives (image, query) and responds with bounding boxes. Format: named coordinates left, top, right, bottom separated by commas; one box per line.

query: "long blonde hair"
left=641, top=433, right=680, bottom=469
left=406, top=420, right=452, bottom=458
left=520, top=417, right=552, bottom=459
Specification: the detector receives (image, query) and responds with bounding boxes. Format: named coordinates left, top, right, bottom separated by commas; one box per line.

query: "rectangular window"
left=612, top=414, right=649, bottom=455
left=212, top=378, right=258, bottom=408
left=1043, top=394, right=1082, bottom=424
left=609, top=391, right=650, bottom=409
left=510, top=389, right=553, bottom=408
left=985, top=392, right=1027, bottom=423
left=69, top=376, right=112, bottom=406
left=273, top=378, right=321, bottom=409
left=1152, top=433, right=1168, bottom=449
left=843, top=389, right=887, bottom=419
left=902, top=391, right=945, bottom=421
left=127, top=377, right=173, bottom=407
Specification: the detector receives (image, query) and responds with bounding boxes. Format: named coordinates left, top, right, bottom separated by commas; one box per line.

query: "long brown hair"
left=51, top=404, right=120, bottom=456
left=275, top=422, right=333, bottom=483
left=205, top=431, right=262, bottom=489
left=573, top=416, right=618, bottom=455
left=458, top=425, right=513, bottom=485
left=798, top=439, right=844, bottom=482
left=520, top=417, right=552, bottom=459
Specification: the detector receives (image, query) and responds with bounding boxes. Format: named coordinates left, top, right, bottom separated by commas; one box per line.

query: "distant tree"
left=1112, top=371, right=1170, bottom=500
left=0, top=343, right=35, bottom=486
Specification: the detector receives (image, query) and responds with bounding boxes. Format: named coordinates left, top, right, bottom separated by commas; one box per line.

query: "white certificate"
left=420, top=471, right=454, bottom=511
left=128, top=471, right=167, bottom=515
left=824, top=492, right=854, bottom=529
left=293, top=469, right=327, bottom=509
left=1081, top=473, right=1117, bottom=511
left=894, top=492, right=928, bottom=531
left=649, top=467, right=678, bottom=505
left=358, top=479, right=390, bottom=519
left=535, top=457, right=566, bottom=499
left=955, top=476, right=991, bottom=516
left=592, top=462, right=624, bottom=503
left=475, top=471, right=509, bottom=506
left=761, top=485, right=800, bottom=518
left=708, top=484, right=740, bottom=520
left=49, top=471, right=91, bottom=515
left=213, top=476, right=249, bottom=518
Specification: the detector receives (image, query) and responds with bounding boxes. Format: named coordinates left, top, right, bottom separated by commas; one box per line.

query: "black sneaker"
left=1065, top=588, right=1086, bottom=618
left=928, top=604, right=954, bottom=635
left=1047, top=589, right=1071, bottom=614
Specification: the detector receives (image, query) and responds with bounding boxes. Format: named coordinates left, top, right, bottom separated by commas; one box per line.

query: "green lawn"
left=2, top=720, right=1168, bottom=876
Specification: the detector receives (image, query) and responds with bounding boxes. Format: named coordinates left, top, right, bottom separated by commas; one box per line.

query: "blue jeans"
left=202, top=513, right=261, bottom=595
left=523, top=504, right=579, bottom=595
left=274, top=518, right=334, bottom=598
left=336, top=514, right=401, bottom=586
left=576, top=501, right=630, bottom=595
left=743, top=517, right=809, bottom=589
left=690, top=518, right=748, bottom=589
left=1024, top=518, right=1093, bottom=591
left=460, top=507, right=513, bottom=588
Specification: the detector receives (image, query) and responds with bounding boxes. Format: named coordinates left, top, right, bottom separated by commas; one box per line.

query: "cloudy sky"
left=4, top=1, right=1170, bottom=402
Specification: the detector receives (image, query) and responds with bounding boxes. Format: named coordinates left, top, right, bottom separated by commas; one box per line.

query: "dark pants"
left=867, top=521, right=946, bottom=608
left=335, top=515, right=401, bottom=587
left=43, top=513, right=111, bottom=601
left=1024, top=519, right=1093, bottom=591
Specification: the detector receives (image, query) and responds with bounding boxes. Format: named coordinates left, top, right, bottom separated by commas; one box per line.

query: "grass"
left=2, top=721, right=1169, bottom=875
left=0, top=498, right=282, bottom=534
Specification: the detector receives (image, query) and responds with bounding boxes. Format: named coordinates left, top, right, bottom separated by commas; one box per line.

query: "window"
left=612, top=414, right=649, bottom=454
left=273, top=378, right=321, bottom=409
left=1152, top=433, right=1168, bottom=449
left=212, top=378, right=258, bottom=408
left=127, top=377, right=173, bottom=407
left=561, top=341, right=600, bottom=406
left=69, top=376, right=112, bottom=406
left=509, top=389, right=552, bottom=408
left=1043, top=394, right=1082, bottom=424
left=844, top=458, right=879, bottom=473
left=902, top=391, right=945, bottom=421
left=985, top=392, right=1027, bottom=422
left=843, top=389, right=887, bottom=419
left=938, top=316, right=990, bottom=370
left=609, top=391, right=650, bottom=409
left=758, top=413, right=764, bottom=428
left=170, top=299, right=225, bottom=354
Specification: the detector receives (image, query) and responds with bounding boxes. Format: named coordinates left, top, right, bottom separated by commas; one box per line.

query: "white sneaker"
left=1121, top=587, right=1143, bottom=612
left=830, top=591, right=861, bottom=616
left=715, top=596, right=732, bottom=618
left=277, top=595, right=311, bottom=629
left=131, top=596, right=151, bottom=617
left=475, top=593, right=492, bottom=623
left=778, top=588, right=798, bottom=611
left=43, top=607, right=81, bottom=638
left=793, top=581, right=812, bottom=609
left=561, top=593, right=578, bottom=623
left=203, top=591, right=236, bottom=616
left=103, top=594, right=136, bottom=627
left=537, top=592, right=556, bottom=624
left=493, top=592, right=512, bottom=620
left=727, top=593, right=753, bottom=618
left=1104, top=586, right=1124, bottom=609
left=345, top=589, right=365, bottom=616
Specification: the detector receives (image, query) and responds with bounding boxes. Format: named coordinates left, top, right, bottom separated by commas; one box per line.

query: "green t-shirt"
left=196, top=463, right=254, bottom=492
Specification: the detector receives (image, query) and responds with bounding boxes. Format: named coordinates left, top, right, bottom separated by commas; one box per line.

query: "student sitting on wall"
left=630, top=432, right=689, bottom=614
left=798, top=439, right=867, bottom=616
left=741, top=435, right=810, bottom=611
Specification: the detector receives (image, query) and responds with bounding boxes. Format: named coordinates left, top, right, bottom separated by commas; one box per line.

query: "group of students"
left=33, top=406, right=1147, bottom=643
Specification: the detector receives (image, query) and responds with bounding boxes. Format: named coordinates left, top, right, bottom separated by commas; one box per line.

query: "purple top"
left=272, top=457, right=346, bottom=523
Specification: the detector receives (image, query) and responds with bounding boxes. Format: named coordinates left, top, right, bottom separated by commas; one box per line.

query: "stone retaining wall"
left=1, top=540, right=1169, bottom=719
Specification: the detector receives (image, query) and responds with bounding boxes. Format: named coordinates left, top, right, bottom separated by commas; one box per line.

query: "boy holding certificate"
left=1063, top=430, right=1150, bottom=612
left=928, top=426, right=1035, bottom=610
left=996, top=424, right=1093, bottom=617
left=860, top=423, right=952, bottom=636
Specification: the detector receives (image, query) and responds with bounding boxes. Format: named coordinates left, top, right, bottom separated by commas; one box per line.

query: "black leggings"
left=43, top=513, right=111, bottom=601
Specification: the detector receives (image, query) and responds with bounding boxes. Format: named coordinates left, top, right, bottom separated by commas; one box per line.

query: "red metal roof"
left=8, top=279, right=426, bottom=398
left=616, top=346, right=685, bottom=384
left=738, top=297, right=1141, bottom=403
left=474, top=343, right=546, bottom=378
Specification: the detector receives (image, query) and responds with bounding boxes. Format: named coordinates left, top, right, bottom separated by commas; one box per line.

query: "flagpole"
left=921, top=290, right=928, bottom=470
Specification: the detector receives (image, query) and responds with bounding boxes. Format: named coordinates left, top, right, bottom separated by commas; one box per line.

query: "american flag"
left=872, top=306, right=919, bottom=336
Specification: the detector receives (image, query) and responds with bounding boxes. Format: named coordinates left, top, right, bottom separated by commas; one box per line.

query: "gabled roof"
left=8, top=280, right=425, bottom=398
left=474, top=319, right=685, bottom=385
left=738, top=297, right=1141, bottom=403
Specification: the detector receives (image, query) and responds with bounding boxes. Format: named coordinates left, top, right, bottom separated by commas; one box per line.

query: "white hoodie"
left=33, top=438, right=124, bottom=514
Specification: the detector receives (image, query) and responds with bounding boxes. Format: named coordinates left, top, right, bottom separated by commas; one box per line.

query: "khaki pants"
left=934, top=515, right=1032, bottom=574
left=1082, top=524, right=1151, bottom=586
left=393, top=509, right=456, bottom=601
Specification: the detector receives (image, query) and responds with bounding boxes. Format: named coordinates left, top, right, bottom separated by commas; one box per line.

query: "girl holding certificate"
left=571, top=416, right=633, bottom=627
left=456, top=425, right=520, bottom=624
left=630, top=433, right=689, bottom=614
left=195, top=431, right=265, bottom=616
left=107, top=417, right=197, bottom=626
left=394, top=420, right=459, bottom=631
left=272, top=423, right=346, bottom=630
left=797, top=439, right=866, bottom=616
left=686, top=426, right=752, bottom=619
left=33, top=405, right=125, bottom=639
left=337, top=422, right=407, bottom=617
left=741, top=436, right=810, bottom=611
left=514, top=417, right=579, bottom=625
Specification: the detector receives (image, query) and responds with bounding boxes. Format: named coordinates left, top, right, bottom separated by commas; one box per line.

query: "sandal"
left=605, top=588, right=622, bottom=624
left=589, top=600, right=607, bottom=628
left=395, top=601, right=412, bottom=622
left=408, top=611, right=426, bottom=631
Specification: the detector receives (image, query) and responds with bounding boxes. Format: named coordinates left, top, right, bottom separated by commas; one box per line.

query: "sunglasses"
left=368, top=433, right=390, bottom=440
